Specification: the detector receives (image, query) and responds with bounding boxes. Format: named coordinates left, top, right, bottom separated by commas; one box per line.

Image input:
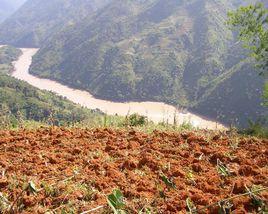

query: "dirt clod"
left=0, top=127, right=267, bottom=213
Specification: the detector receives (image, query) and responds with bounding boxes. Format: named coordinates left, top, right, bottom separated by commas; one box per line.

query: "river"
left=11, top=48, right=225, bottom=129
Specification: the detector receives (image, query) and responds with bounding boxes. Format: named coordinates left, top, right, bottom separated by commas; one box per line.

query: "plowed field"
left=0, top=128, right=267, bottom=213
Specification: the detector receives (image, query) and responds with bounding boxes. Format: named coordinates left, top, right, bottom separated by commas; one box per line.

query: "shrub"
left=240, top=119, right=268, bottom=138
left=128, top=114, right=147, bottom=127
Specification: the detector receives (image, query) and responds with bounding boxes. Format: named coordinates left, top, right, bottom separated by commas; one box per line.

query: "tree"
left=227, top=2, right=268, bottom=105
left=228, top=3, right=268, bottom=71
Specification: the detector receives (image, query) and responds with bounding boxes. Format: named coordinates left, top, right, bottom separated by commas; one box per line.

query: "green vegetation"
left=239, top=119, right=268, bottom=138
left=227, top=2, right=268, bottom=137
left=216, top=159, right=231, bottom=177
left=0, top=46, right=104, bottom=128
left=0, top=73, right=106, bottom=128
left=227, top=3, right=268, bottom=72
left=228, top=2, right=268, bottom=105
left=0, top=45, right=21, bottom=73
left=0, top=46, right=195, bottom=132
left=1, top=0, right=267, bottom=127
left=127, top=114, right=147, bottom=127
left=160, top=174, right=176, bottom=189
left=24, top=0, right=264, bottom=127
left=186, top=198, right=196, bottom=214
left=107, top=189, right=126, bottom=214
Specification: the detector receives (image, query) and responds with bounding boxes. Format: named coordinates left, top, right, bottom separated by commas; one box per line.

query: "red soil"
left=0, top=128, right=267, bottom=213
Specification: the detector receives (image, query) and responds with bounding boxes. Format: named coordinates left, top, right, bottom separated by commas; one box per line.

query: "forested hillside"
left=0, top=45, right=21, bottom=73
left=0, top=0, right=266, bottom=126
left=0, top=46, right=103, bottom=128
left=30, top=0, right=266, bottom=126
left=0, top=74, right=105, bottom=127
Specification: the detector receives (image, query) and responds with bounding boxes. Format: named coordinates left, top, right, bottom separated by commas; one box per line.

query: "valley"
left=11, top=47, right=224, bottom=129
left=0, top=1, right=267, bottom=213
left=0, top=0, right=266, bottom=127
left=0, top=45, right=104, bottom=128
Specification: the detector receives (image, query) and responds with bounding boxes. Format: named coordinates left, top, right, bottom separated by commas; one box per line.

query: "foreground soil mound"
left=0, top=128, right=267, bottom=213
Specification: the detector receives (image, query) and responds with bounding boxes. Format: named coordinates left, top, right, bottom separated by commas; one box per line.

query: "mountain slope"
left=31, top=0, right=228, bottom=103
left=0, top=0, right=26, bottom=23
left=0, top=0, right=13, bottom=23
left=0, top=0, right=111, bottom=47
left=0, top=45, right=22, bottom=73
left=0, top=46, right=103, bottom=128
left=0, top=0, right=265, bottom=126
left=192, top=59, right=266, bottom=127
left=28, top=0, right=266, bottom=126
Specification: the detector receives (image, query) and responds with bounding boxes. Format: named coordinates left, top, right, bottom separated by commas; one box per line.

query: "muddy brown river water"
left=11, top=48, right=225, bottom=129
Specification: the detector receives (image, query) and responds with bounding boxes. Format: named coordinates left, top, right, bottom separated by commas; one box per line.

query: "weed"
left=134, top=169, right=146, bottom=177
left=103, top=114, right=108, bottom=127
left=41, top=181, right=59, bottom=197
left=163, top=162, right=171, bottom=172
left=60, top=201, right=76, bottom=214
left=77, top=183, right=96, bottom=201
left=195, top=186, right=268, bottom=213
left=240, top=119, right=268, bottom=138
left=160, top=174, right=176, bottom=189
left=186, top=198, right=196, bottom=214
left=245, top=185, right=268, bottom=212
left=0, top=192, right=10, bottom=212
left=107, top=189, right=126, bottom=214
left=181, top=122, right=194, bottom=130
left=186, top=170, right=196, bottom=185
left=217, top=159, right=231, bottom=177
left=28, top=181, right=38, bottom=194
left=87, top=150, right=103, bottom=160
left=128, top=114, right=147, bottom=127
left=8, top=176, right=20, bottom=191
left=218, top=200, right=233, bottom=214
left=159, top=190, right=166, bottom=199
left=139, top=207, right=152, bottom=214
left=229, top=138, right=240, bottom=150
left=0, top=104, right=11, bottom=129
left=223, top=152, right=236, bottom=160
left=23, top=181, right=38, bottom=195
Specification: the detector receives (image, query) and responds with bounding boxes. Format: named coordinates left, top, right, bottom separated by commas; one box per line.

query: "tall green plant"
left=228, top=2, right=268, bottom=105
left=227, top=2, right=268, bottom=136
left=227, top=3, right=268, bottom=72
left=227, top=3, right=268, bottom=122
left=107, top=189, right=126, bottom=214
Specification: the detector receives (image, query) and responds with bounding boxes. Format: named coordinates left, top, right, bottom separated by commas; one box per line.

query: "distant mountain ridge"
left=0, top=0, right=26, bottom=23
left=0, top=0, right=266, bottom=126
left=0, top=0, right=111, bottom=47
